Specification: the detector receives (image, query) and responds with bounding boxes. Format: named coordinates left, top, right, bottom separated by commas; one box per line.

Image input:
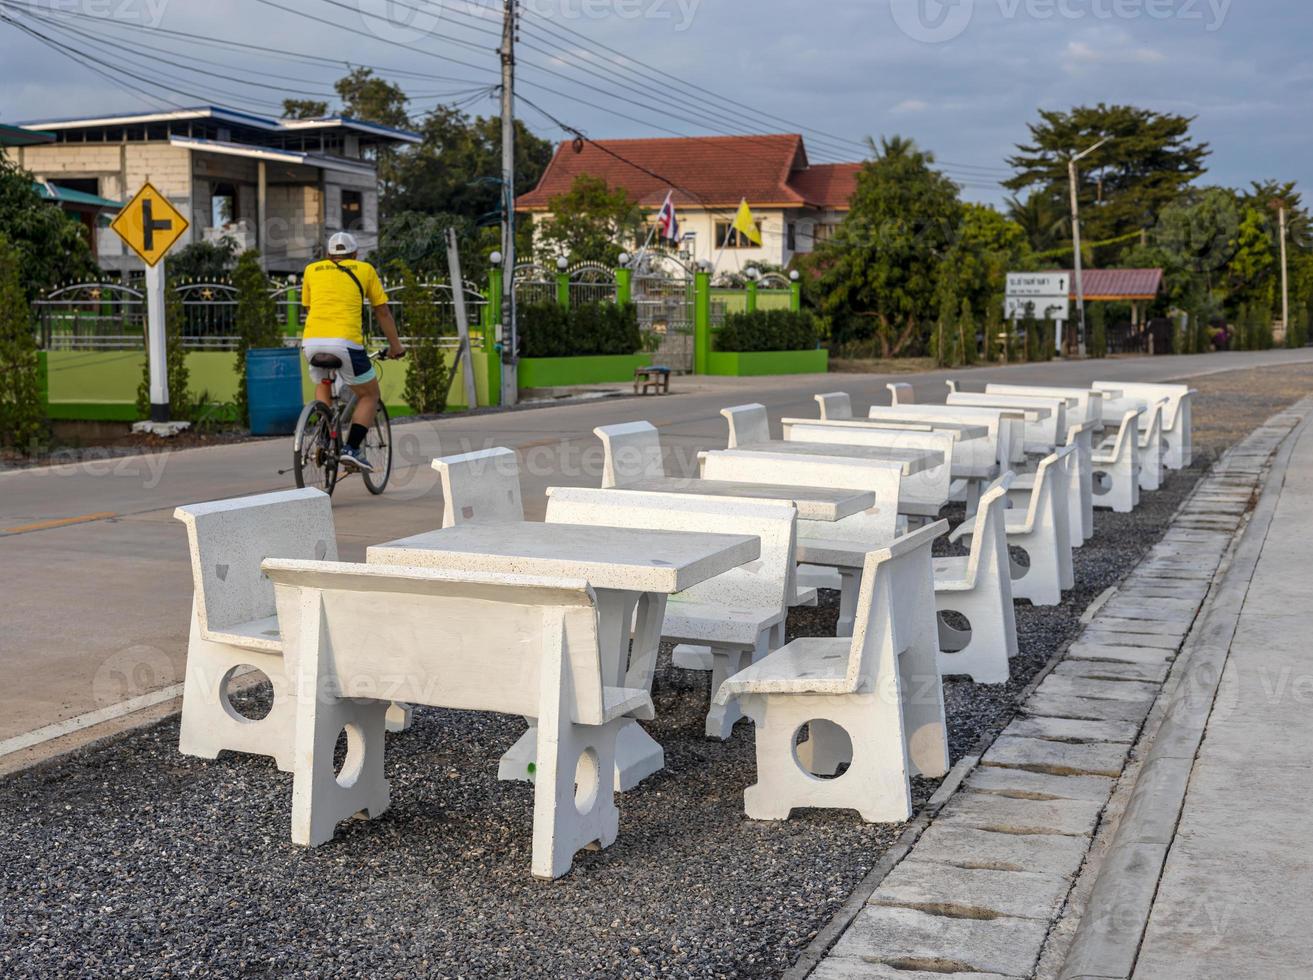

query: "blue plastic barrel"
left=246, top=347, right=304, bottom=436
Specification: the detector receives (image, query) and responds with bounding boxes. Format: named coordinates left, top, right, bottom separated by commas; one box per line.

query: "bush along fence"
left=29, top=254, right=814, bottom=425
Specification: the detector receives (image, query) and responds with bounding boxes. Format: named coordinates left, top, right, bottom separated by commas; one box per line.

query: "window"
left=211, top=182, right=236, bottom=226
left=787, top=222, right=797, bottom=252
left=813, top=223, right=838, bottom=244
left=340, top=189, right=363, bottom=231
left=715, top=220, right=763, bottom=249
left=55, top=177, right=100, bottom=196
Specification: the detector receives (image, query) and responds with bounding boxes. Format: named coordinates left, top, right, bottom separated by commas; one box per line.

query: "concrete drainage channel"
left=790, top=400, right=1312, bottom=980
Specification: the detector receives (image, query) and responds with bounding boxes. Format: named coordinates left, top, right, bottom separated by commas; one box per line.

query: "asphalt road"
left=3, top=349, right=1310, bottom=749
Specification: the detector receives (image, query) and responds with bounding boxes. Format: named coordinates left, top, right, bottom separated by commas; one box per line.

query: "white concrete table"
left=368, top=522, right=760, bottom=790
left=946, top=393, right=1063, bottom=455
left=615, top=477, right=875, bottom=522
left=707, top=441, right=943, bottom=476
left=867, top=405, right=1029, bottom=466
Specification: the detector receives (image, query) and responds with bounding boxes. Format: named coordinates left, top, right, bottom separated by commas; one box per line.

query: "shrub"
left=395, top=263, right=456, bottom=414
left=232, top=250, right=282, bottom=424
left=1088, top=303, right=1108, bottom=358
left=0, top=233, right=45, bottom=452
left=518, top=301, right=641, bottom=358
left=715, top=309, right=819, bottom=353
left=136, top=279, right=192, bottom=420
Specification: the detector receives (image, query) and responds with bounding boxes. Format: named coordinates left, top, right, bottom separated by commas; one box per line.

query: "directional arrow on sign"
left=110, top=181, right=189, bottom=267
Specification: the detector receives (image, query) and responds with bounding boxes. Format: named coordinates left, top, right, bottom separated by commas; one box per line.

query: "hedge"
left=519, top=301, right=642, bottom=358
left=714, top=309, right=819, bottom=353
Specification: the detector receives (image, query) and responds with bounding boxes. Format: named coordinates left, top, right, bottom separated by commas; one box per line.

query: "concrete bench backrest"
left=699, top=450, right=904, bottom=543
left=433, top=447, right=524, bottom=527
left=1094, top=382, right=1191, bottom=430
left=782, top=422, right=954, bottom=510
left=985, top=384, right=1100, bottom=427
left=544, top=487, right=796, bottom=616
left=722, top=404, right=771, bottom=448
left=868, top=406, right=1011, bottom=470
left=946, top=390, right=1067, bottom=453
left=844, top=519, right=947, bottom=693
left=594, top=421, right=666, bottom=488
left=814, top=392, right=854, bottom=420
left=887, top=383, right=916, bottom=405
left=263, top=560, right=609, bottom=725
left=174, top=488, right=336, bottom=642
left=962, top=474, right=1012, bottom=588
left=1025, top=446, right=1075, bottom=529
left=1102, top=410, right=1142, bottom=465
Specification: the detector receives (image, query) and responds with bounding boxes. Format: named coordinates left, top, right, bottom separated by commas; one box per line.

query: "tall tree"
left=334, top=67, right=410, bottom=128
left=385, top=105, right=554, bottom=221
left=812, top=136, right=963, bottom=357
left=536, top=175, right=644, bottom=266
left=0, top=233, right=45, bottom=452
left=282, top=99, right=328, bottom=119
left=0, top=157, right=96, bottom=302
left=945, top=202, right=1032, bottom=324
left=1005, top=104, right=1210, bottom=256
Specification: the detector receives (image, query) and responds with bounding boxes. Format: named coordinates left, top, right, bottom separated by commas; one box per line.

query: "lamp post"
left=1068, top=137, right=1111, bottom=357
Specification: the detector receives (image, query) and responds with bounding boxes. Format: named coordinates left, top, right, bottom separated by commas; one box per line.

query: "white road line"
left=0, top=683, right=184, bottom=759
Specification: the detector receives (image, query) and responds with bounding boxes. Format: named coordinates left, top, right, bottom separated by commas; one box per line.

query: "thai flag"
left=656, top=191, right=680, bottom=242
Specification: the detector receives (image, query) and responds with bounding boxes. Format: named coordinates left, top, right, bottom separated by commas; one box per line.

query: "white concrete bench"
left=1009, top=419, right=1098, bottom=545
left=1091, top=409, right=1143, bottom=513
left=545, top=487, right=796, bottom=740
left=985, top=383, right=1107, bottom=430
left=935, top=475, right=1019, bottom=684
left=780, top=421, right=955, bottom=517
left=960, top=447, right=1076, bottom=607
left=868, top=404, right=1021, bottom=469
left=946, top=385, right=1067, bottom=456
left=263, top=559, right=645, bottom=880
left=432, top=447, right=524, bottom=526
left=1094, top=381, right=1195, bottom=469
left=714, top=520, right=950, bottom=824
left=1099, top=400, right=1164, bottom=492
left=887, top=382, right=917, bottom=405
left=815, top=391, right=855, bottom=419
left=699, top=450, right=905, bottom=637
left=173, top=489, right=337, bottom=772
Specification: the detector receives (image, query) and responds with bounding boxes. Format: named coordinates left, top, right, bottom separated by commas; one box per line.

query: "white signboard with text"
left=1006, top=296, right=1070, bottom=321
left=1007, top=272, right=1070, bottom=297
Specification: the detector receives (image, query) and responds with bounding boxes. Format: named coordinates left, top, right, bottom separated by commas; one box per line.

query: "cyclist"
left=300, top=231, right=404, bottom=473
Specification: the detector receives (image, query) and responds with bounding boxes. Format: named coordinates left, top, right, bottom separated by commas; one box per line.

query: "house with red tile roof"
left=517, top=134, right=862, bottom=272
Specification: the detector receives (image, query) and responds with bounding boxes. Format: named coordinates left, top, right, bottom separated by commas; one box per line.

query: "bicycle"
left=292, top=349, right=395, bottom=496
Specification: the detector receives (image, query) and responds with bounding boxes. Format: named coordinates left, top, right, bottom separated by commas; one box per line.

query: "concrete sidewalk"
left=1125, top=416, right=1313, bottom=978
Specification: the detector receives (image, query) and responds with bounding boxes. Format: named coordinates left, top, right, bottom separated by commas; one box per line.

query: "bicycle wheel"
left=293, top=400, right=339, bottom=494
left=361, top=403, right=393, bottom=495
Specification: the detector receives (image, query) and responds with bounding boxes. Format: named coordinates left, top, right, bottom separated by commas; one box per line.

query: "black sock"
left=347, top=423, right=369, bottom=450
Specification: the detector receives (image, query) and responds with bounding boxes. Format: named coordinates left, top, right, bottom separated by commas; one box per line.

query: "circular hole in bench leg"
left=574, top=747, right=600, bottom=814
left=937, top=610, right=973, bottom=653
left=219, top=665, right=273, bottom=722
left=1009, top=545, right=1032, bottom=580
left=792, top=720, right=853, bottom=780
left=1092, top=470, right=1113, bottom=496
left=334, top=723, right=366, bottom=788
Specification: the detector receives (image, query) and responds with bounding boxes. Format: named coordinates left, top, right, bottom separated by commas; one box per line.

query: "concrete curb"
left=1057, top=401, right=1313, bottom=980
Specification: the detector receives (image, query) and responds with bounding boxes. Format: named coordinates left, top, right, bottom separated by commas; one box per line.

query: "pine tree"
left=397, top=263, right=455, bottom=414
left=1089, top=302, right=1108, bottom=358
left=0, top=233, right=45, bottom=452
left=958, top=298, right=977, bottom=365
left=232, top=251, right=281, bottom=424
left=136, top=279, right=191, bottom=420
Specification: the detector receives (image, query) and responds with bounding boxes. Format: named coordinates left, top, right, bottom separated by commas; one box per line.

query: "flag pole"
left=632, top=192, right=665, bottom=273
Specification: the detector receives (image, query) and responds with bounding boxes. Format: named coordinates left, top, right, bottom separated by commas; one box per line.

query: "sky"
left=1, top=0, right=1308, bottom=207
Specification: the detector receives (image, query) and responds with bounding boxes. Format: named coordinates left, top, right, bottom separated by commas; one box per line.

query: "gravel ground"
left=3, top=362, right=1311, bottom=980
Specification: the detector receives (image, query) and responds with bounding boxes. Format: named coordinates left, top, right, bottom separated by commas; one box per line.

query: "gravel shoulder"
left=3, top=362, right=1312, bottom=979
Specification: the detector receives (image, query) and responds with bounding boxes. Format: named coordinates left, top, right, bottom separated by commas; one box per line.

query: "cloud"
left=893, top=99, right=930, bottom=113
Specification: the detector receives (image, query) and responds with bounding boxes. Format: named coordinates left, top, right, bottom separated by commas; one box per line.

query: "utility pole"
left=499, top=0, right=518, bottom=406
left=1277, top=201, right=1290, bottom=344
left=1067, top=137, right=1111, bottom=358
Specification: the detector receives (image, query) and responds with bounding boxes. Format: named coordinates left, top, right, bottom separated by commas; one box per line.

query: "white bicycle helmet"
left=327, top=231, right=359, bottom=256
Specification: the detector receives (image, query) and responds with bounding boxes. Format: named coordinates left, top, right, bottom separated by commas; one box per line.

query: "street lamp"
left=1068, top=137, right=1111, bottom=357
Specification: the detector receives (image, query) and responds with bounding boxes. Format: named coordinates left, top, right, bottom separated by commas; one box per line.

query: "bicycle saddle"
left=308, top=353, right=344, bottom=369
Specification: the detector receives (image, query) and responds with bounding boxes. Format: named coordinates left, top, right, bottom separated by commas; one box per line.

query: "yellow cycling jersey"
left=300, top=258, right=389, bottom=346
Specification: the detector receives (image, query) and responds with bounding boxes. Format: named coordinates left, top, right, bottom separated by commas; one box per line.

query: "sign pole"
left=145, top=259, right=169, bottom=422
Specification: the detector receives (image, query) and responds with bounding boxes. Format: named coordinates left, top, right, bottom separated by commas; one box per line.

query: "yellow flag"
left=732, top=198, right=762, bottom=246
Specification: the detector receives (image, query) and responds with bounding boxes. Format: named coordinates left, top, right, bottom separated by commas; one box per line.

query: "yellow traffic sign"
left=110, top=182, right=189, bottom=267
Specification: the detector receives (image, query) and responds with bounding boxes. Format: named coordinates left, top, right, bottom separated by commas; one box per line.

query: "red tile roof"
left=517, top=135, right=861, bottom=212
left=1053, top=268, right=1163, bottom=300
